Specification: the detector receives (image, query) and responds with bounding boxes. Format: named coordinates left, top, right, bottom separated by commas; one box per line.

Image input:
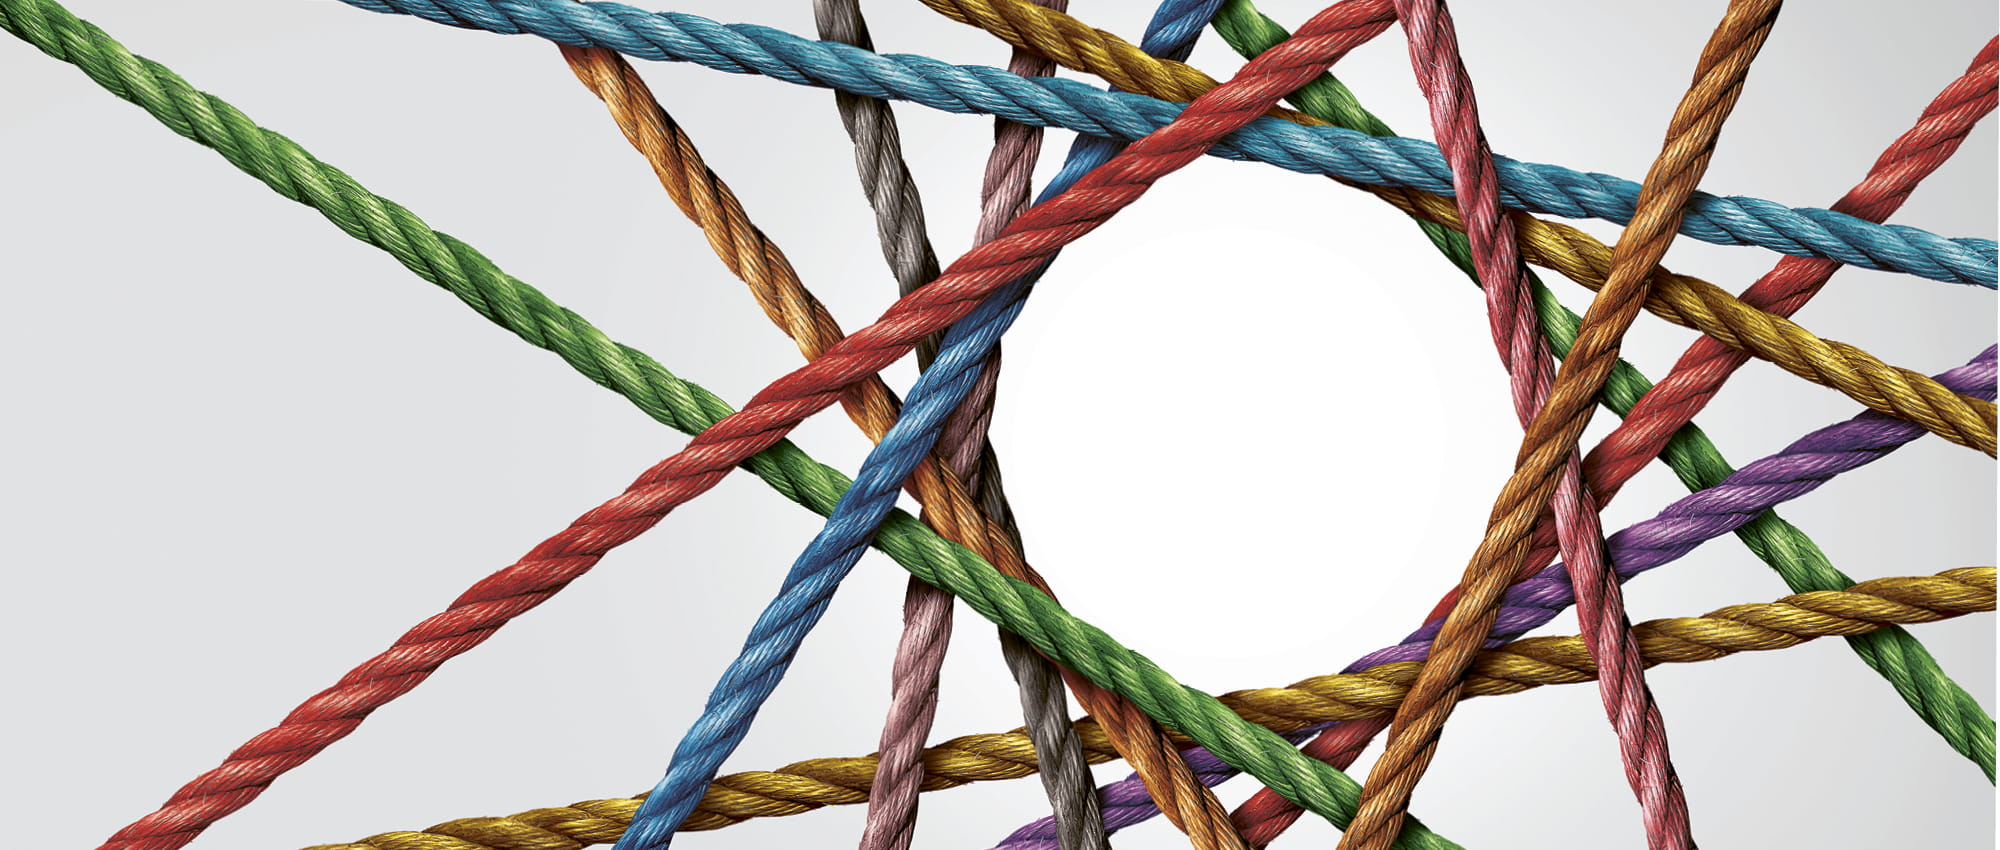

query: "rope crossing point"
left=0, top=1, right=1990, bottom=850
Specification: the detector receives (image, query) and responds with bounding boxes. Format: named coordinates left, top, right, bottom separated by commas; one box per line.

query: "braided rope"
left=1388, top=0, right=1691, bottom=844
left=304, top=0, right=2000, bottom=287
left=296, top=566, right=1997, bottom=850
left=906, top=0, right=1997, bottom=454
left=1343, top=5, right=1782, bottom=846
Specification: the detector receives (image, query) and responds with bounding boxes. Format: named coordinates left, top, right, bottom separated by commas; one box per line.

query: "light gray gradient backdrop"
left=2, top=1, right=1993, bottom=848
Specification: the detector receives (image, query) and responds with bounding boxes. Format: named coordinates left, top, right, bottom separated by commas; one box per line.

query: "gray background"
left=2, top=1, right=1993, bottom=848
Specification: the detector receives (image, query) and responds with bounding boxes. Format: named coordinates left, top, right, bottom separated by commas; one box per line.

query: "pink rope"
left=859, top=5, right=1071, bottom=849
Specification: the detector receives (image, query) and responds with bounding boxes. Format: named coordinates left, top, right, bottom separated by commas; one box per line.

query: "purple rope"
left=990, top=344, right=1997, bottom=850
left=991, top=730, right=1321, bottom=850
left=1358, top=344, right=1997, bottom=668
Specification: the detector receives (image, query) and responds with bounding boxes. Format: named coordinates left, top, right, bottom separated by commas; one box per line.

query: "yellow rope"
left=914, top=0, right=1998, bottom=455
left=298, top=567, right=1994, bottom=849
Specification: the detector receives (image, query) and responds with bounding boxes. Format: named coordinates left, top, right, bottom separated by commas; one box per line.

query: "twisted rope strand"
left=1343, top=5, right=1783, bottom=847
left=903, top=0, right=1997, bottom=453
left=1018, top=342, right=2000, bottom=849
left=1388, top=0, right=1691, bottom=844
left=816, top=2, right=1243, bottom=845
left=1419, top=39, right=1999, bottom=614
left=319, top=0, right=2000, bottom=287
left=297, top=566, right=1997, bottom=850
left=549, top=33, right=1093, bottom=850
left=0, top=3, right=1018, bottom=844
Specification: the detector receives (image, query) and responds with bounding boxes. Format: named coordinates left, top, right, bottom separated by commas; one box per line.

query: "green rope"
left=0, top=1, right=1463, bottom=844
left=1212, top=0, right=1997, bottom=781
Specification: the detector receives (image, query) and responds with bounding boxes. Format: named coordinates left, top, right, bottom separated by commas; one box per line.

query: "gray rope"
left=809, top=3, right=1108, bottom=850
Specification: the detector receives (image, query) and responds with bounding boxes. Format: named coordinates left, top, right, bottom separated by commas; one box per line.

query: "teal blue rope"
left=326, top=0, right=2000, bottom=286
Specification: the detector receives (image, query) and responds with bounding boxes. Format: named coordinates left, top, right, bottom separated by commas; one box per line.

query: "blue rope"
left=333, top=0, right=2000, bottom=286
